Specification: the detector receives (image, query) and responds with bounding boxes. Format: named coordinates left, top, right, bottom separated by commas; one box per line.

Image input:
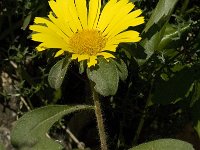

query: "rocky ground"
left=0, top=100, right=16, bottom=150
left=0, top=71, right=17, bottom=150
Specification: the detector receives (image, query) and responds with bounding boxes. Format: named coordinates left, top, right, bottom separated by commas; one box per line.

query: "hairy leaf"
left=112, top=59, right=128, bottom=81
left=129, top=139, right=194, bottom=150
left=87, top=58, right=119, bottom=96
left=11, top=105, right=93, bottom=150
left=48, top=56, right=71, bottom=89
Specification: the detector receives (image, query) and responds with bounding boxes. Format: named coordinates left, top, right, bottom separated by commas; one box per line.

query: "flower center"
left=69, top=30, right=107, bottom=55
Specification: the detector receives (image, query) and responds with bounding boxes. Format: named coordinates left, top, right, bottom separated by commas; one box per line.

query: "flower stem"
left=91, top=82, right=108, bottom=150
left=132, top=81, right=153, bottom=145
left=181, top=0, right=189, bottom=14
left=132, top=93, right=152, bottom=145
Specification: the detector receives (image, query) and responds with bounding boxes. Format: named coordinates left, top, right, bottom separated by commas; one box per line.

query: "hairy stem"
left=91, top=82, right=108, bottom=150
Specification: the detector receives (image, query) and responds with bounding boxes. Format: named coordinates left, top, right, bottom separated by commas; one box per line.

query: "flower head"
left=30, top=0, right=144, bottom=67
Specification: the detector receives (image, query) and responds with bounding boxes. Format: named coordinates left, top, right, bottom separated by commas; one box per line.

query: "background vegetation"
left=0, top=0, right=200, bottom=149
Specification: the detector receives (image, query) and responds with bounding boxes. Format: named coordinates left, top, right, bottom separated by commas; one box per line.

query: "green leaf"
left=0, top=143, right=5, bottom=150
left=191, top=82, right=200, bottom=139
left=152, top=67, right=196, bottom=104
left=143, top=0, right=178, bottom=33
left=190, top=81, right=200, bottom=128
left=21, top=13, right=32, bottom=30
left=112, top=59, right=128, bottom=81
left=48, top=56, right=71, bottom=89
left=158, top=23, right=191, bottom=50
left=79, top=61, right=85, bottom=74
left=11, top=105, right=93, bottom=150
left=194, top=120, right=200, bottom=138
left=129, top=139, right=194, bottom=150
left=189, top=81, right=200, bottom=108
left=139, top=0, right=178, bottom=64
left=87, top=58, right=119, bottom=96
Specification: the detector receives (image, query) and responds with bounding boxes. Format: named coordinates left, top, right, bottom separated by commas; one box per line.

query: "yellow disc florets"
left=69, top=29, right=107, bottom=55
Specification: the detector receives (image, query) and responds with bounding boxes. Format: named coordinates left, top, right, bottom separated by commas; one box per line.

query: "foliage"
left=0, top=143, right=5, bottom=150
left=11, top=105, right=93, bottom=150
left=129, top=139, right=194, bottom=150
left=48, top=56, right=71, bottom=90
left=0, top=0, right=200, bottom=149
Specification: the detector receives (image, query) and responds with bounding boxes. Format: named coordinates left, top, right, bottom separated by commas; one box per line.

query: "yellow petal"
left=92, top=0, right=101, bottom=29
left=131, top=16, right=145, bottom=26
left=31, top=33, right=70, bottom=50
left=49, top=0, right=82, bottom=32
left=48, top=0, right=73, bottom=33
left=32, top=17, right=72, bottom=38
left=48, top=12, right=74, bottom=37
left=97, top=0, right=128, bottom=31
left=75, top=0, right=88, bottom=29
left=48, top=0, right=61, bottom=18
left=106, top=10, right=144, bottom=38
left=48, top=0, right=69, bottom=22
left=127, top=9, right=143, bottom=19
left=29, top=24, right=69, bottom=43
left=68, top=0, right=82, bottom=31
left=103, top=2, right=134, bottom=36
left=77, top=54, right=90, bottom=62
left=54, top=50, right=64, bottom=57
left=106, top=31, right=141, bottom=46
left=71, top=54, right=79, bottom=60
left=35, top=43, right=46, bottom=51
left=103, top=44, right=118, bottom=51
left=30, top=18, right=73, bottom=52
left=97, top=52, right=115, bottom=59
left=88, top=0, right=101, bottom=29
left=87, top=56, right=97, bottom=67
left=113, top=30, right=140, bottom=40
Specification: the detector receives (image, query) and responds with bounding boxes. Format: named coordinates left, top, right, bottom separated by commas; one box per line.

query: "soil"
left=0, top=100, right=17, bottom=150
left=0, top=71, right=17, bottom=150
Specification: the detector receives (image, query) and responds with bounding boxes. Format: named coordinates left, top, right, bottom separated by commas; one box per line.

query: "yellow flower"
left=29, top=0, right=144, bottom=67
